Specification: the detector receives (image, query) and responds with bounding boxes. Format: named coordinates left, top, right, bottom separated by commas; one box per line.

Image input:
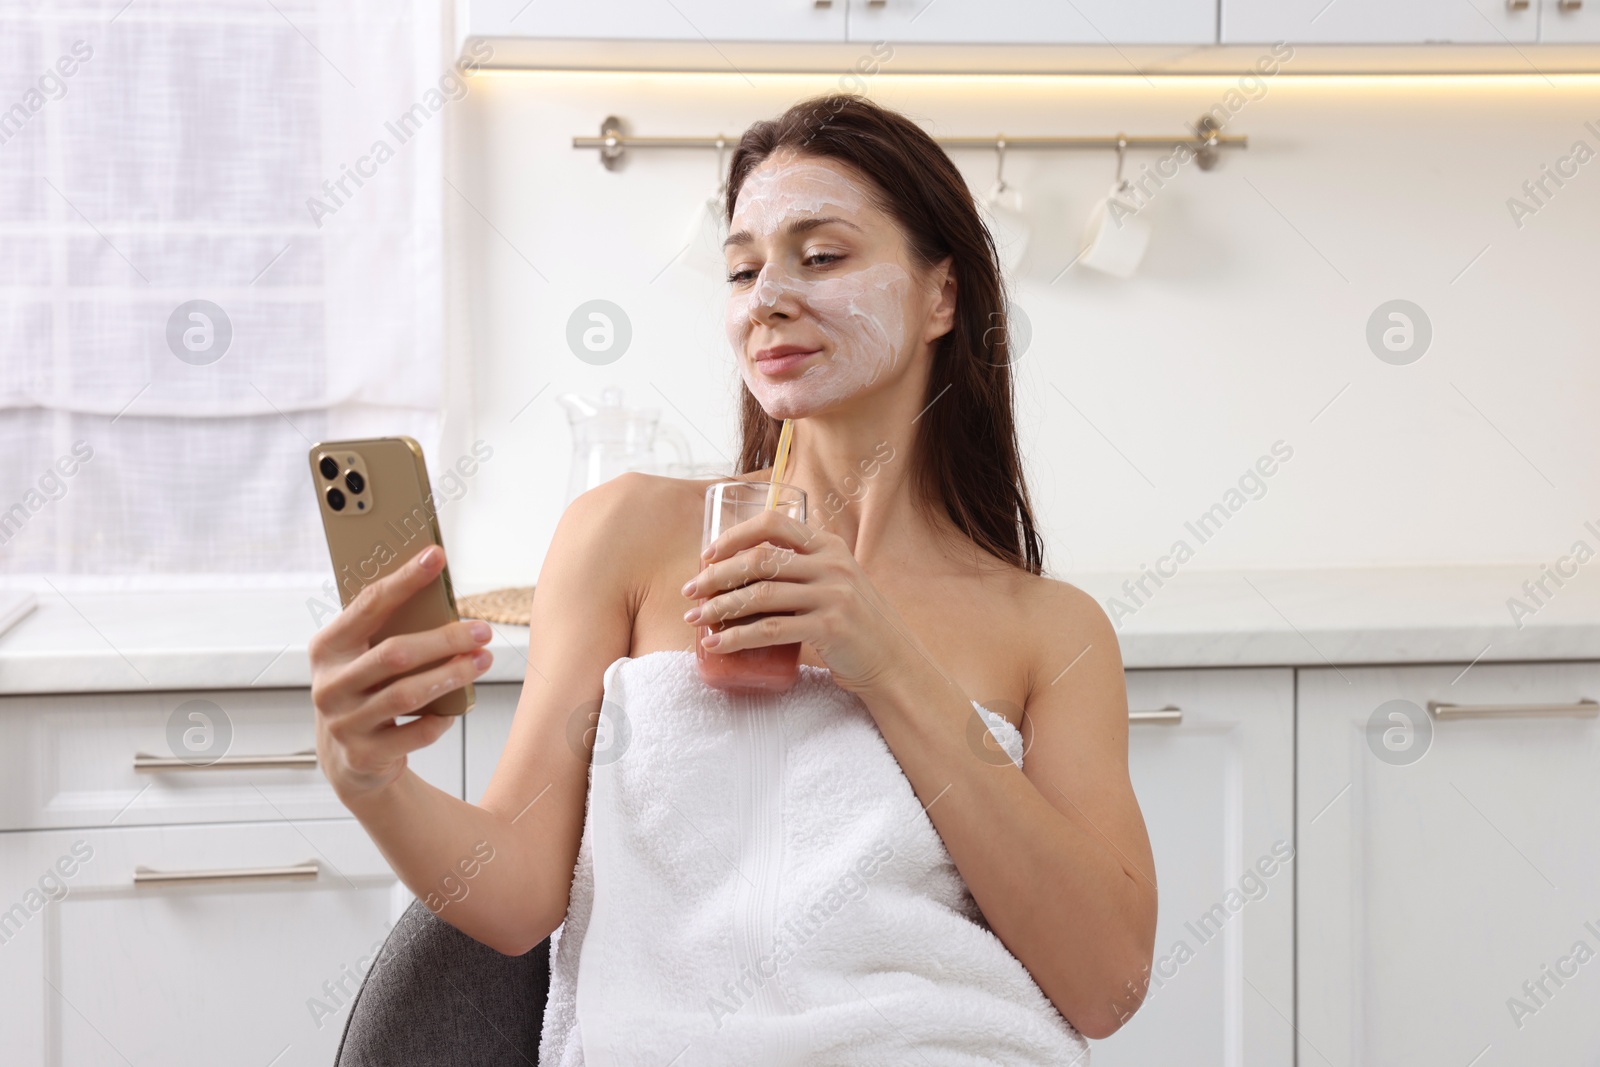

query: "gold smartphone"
left=308, top=436, right=473, bottom=717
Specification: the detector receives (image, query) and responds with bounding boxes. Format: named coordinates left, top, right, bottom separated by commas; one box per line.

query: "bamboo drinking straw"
left=765, top=418, right=794, bottom=510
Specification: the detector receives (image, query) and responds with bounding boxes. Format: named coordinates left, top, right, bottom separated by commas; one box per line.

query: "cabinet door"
left=849, top=0, right=1217, bottom=44
left=1542, top=0, right=1600, bottom=41
left=1222, top=0, right=1537, bottom=42
left=464, top=0, right=847, bottom=42
left=1298, top=662, right=1600, bottom=1067
left=0, top=820, right=446, bottom=1067
left=464, top=682, right=524, bottom=804
left=1091, top=669, right=1294, bottom=1067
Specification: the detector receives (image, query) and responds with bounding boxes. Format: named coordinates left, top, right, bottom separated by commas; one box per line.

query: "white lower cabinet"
left=15, top=656, right=1595, bottom=1064
left=0, top=819, right=413, bottom=1067
left=1090, top=668, right=1295, bottom=1066
left=1297, top=661, right=1600, bottom=1066
left=464, top=682, right=524, bottom=804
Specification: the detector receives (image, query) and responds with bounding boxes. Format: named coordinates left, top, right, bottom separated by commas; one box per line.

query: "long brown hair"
left=725, top=93, right=1043, bottom=575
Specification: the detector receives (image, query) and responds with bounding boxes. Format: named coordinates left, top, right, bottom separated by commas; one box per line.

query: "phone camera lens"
left=344, top=470, right=366, bottom=495
left=327, top=487, right=346, bottom=511
left=319, top=456, right=339, bottom=480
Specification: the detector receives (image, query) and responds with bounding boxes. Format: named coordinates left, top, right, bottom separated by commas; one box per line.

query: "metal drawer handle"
left=1507, top=0, right=1530, bottom=9
left=133, top=860, right=320, bottom=886
left=1559, top=0, right=1582, bottom=10
left=133, top=750, right=318, bottom=771
left=1428, top=698, right=1598, bottom=720
left=1129, top=705, right=1182, bottom=724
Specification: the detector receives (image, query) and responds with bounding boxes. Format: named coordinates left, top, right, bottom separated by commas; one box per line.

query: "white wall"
left=440, top=68, right=1600, bottom=592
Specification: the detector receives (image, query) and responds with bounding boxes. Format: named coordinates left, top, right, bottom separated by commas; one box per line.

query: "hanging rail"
left=573, top=115, right=1247, bottom=172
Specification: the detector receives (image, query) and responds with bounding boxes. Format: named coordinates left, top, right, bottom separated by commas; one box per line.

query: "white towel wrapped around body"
left=538, top=649, right=1090, bottom=1067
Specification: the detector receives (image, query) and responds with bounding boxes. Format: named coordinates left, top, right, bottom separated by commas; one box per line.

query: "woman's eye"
left=726, top=267, right=757, bottom=285
left=805, top=252, right=842, bottom=268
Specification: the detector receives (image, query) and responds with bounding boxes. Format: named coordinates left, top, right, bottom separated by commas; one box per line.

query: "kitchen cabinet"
left=846, top=0, right=1218, bottom=45
left=465, top=682, right=524, bottom=803
left=1221, top=0, right=1538, bottom=43
left=1297, top=662, right=1600, bottom=1066
left=1092, top=669, right=1295, bottom=1066
left=461, top=0, right=847, bottom=43
left=0, top=687, right=461, bottom=830
left=1541, top=0, right=1600, bottom=41
left=0, top=820, right=415, bottom=1067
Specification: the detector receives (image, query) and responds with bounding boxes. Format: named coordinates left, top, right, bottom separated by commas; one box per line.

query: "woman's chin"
left=754, top=395, right=819, bottom=421
left=747, top=376, right=873, bottom=423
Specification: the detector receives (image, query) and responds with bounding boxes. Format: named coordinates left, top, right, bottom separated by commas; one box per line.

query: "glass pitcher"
left=558, top=386, right=694, bottom=503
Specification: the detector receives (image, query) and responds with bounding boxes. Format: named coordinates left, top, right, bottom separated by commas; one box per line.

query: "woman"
left=310, top=94, right=1156, bottom=1059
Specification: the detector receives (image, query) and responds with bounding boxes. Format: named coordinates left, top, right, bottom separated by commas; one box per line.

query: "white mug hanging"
left=978, top=137, right=1029, bottom=274
left=1079, top=138, right=1151, bottom=279
left=677, top=136, right=731, bottom=278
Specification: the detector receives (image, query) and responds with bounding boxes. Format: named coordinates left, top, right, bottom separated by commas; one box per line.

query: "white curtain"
left=0, top=0, right=450, bottom=588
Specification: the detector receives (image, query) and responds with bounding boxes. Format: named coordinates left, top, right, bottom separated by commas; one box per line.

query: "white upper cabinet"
left=463, top=0, right=847, bottom=41
left=1541, top=0, right=1600, bottom=41
left=1297, top=661, right=1600, bottom=1066
left=847, top=0, right=1218, bottom=44
left=1222, top=0, right=1538, bottom=42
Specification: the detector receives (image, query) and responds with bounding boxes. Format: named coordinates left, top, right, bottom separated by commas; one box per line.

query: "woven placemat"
left=457, top=586, right=535, bottom=626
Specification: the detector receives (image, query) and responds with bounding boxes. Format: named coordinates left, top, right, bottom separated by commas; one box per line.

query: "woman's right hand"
left=308, top=545, right=494, bottom=806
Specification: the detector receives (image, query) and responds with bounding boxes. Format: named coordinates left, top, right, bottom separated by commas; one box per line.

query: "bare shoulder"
left=558, top=471, right=706, bottom=561
left=1024, top=573, right=1118, bottom=643
left=1015, top=572, right=1126, bottom=707
left=553, top=471, right=718, bottom=593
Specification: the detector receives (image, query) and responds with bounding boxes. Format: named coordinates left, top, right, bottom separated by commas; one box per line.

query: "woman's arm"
left=859, top=582, right=1156, bottom=1039
left=312, top=474, right=646, bottom=956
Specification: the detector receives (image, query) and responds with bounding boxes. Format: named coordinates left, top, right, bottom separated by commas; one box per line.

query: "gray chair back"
left=334, top=897, right=549, bottom=1065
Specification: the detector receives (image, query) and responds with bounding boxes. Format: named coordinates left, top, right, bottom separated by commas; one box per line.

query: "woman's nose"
left=748, top=262, right=800, bottom=318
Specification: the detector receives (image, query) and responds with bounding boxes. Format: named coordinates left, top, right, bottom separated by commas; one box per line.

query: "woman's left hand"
left=680, top=510, right=919, bottom=695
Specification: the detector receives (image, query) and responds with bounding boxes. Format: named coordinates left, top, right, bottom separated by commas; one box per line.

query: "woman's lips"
left=754, top=349, right=820, bottom=375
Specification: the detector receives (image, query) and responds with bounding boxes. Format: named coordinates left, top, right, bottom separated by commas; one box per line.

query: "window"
left=1, top=0, right=449, bottom=587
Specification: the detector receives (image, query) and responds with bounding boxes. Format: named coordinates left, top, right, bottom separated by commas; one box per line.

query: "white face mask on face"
left=725, top=154, right=915, bottom=419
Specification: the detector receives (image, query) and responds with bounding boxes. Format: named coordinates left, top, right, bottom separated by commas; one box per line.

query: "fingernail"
left=472, top=649, right=492, bottom=669
left=701, top=631, right=721, bottom=648
left=468, top=621, right=491, bottom=643
left=701, top=544, right=714, bottom=559
left=680, top=579, right=696, bottom=597
left=683, top=606, right=701, bottom=623
left=419, top=546, right=441, bottom=568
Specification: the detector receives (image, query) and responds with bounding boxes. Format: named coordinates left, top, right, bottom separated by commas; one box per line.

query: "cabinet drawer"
left=0, top=819, right=426, bottom=1067
left=1297, top=660, right=1600, bottom=1067
left=0, top=688, right=462, bottom=831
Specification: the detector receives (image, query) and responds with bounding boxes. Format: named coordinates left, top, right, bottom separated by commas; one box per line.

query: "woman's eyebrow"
left=723, top=215, right=863, bottom=250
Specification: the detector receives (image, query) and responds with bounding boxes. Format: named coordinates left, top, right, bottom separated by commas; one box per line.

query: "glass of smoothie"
left=694, top=479, right=808, bottom=693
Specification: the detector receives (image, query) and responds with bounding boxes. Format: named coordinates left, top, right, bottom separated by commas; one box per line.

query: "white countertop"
left=0, top=565, right=1594, bottom=694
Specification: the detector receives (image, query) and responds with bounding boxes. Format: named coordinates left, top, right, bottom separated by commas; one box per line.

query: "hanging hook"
left=993, top=135, right=1009, bottom=194
left=1113, top=135, right=1128, bottom=190
left=714, top=136, right=728, bottom=196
